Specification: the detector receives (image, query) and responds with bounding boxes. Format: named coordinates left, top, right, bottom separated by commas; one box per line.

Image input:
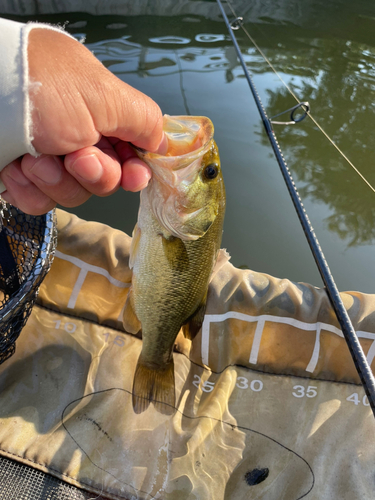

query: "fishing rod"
left=216, top=0, right=375, bottom=417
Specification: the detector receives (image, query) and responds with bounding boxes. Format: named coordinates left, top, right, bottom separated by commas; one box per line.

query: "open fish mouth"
left=160, top=114, right=214, bottom=159
left=133, top=115, right=219, bottom=241
left=132, top=115, right=215, bottom=184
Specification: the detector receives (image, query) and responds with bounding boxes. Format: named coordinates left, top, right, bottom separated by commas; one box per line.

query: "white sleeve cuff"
left=0, top=19, right=74, bottom=193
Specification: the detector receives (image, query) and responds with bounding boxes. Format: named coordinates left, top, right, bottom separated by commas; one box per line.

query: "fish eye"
left=204, top=163, right=219, bottom=180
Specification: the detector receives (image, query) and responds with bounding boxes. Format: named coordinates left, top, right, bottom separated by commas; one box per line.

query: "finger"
left=109, top=131, right=168, bottom=159
left=110, top=139, right=139, bottom=163
left=28, top=29, right=165, bottom=155
left=21, top=154, right=92, bottom=207
left=0, top=160, right=55, bottom=215
left=121, top=157, right=152, bottom=192
left=64, top=138, right=122, bottom=196
left=98, top=81, right=164, bottom=152
left=110, top=134, right=168, bottom=192
left=108, top=139, right=152, bottom=191
left=156, top=132, right=168, bottom=155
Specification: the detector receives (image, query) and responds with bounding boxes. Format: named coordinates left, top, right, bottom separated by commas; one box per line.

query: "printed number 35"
left=292, top=385, right=318, bottom=398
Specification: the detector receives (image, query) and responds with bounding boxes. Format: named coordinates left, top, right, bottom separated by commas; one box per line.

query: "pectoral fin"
left=123, top=287, right=141, bottom=335
left=182, top=293, right=207, bottom=340
left=162, top=235, right=189, bottom=271
left=132, top=357, right=175, bottom=415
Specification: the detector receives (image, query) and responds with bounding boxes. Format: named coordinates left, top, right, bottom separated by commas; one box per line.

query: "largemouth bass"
left=123, top=115, right=225, bottom=414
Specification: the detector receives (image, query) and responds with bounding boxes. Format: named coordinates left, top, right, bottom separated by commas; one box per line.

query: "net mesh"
left=0, top=200, right=57, bottom=364
left=0, top=204, right=117, bottom=499
left=0, top=455, right=112, bottom=500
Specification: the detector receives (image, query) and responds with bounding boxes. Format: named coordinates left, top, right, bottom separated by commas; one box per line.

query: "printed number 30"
left=292, top=385, right=317, bottom=398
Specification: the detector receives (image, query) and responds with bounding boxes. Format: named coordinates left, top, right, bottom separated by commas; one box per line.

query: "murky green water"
left=5, top=0, right=375, bottom=292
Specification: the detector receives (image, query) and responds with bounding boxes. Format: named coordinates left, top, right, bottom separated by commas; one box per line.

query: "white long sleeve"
left=0, top=18, right=73, bottom=193
left=0, top=19, right=31, bottom=192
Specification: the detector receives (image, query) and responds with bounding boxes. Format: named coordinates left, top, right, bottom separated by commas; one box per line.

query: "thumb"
left=95, top=75, right=165, bottom=152
left=28, top=28, right=164, bottom=155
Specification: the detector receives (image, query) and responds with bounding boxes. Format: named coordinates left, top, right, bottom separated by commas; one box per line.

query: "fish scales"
left=134, top=191, right=224, bottom=358
left=123, top=115, right=225, bottom=415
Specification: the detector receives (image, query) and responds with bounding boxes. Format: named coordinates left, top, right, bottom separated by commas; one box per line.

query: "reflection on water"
left=4, top=2, right=375, bottom=292
left=68, top=10, right=375, bottom=293
left=149, top=36, right=190, bottom=44
left=256, top=36, right=375, bottom=248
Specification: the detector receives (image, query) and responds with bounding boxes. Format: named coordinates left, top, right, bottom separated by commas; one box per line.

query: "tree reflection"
left=60, top=8, right=375, bottom=250
left=254, top=37, right=375, bottom=247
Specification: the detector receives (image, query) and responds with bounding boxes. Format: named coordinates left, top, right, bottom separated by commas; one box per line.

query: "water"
left=4, top=0, right=375, bottom=292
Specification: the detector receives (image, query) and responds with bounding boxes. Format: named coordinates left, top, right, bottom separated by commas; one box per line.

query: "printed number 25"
left=192, top=374, right=215, bottom=393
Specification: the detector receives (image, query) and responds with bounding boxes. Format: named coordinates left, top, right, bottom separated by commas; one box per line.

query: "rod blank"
left=216, top=0, right=375, bottom=416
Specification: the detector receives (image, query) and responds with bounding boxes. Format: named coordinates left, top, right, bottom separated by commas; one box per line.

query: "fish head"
left=134, top=115, right=225, bottom=241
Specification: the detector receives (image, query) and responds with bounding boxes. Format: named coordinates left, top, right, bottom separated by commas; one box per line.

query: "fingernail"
left=70, top=154, right=103, bottom=183
left=3, top=163, right=30, bottom=186
left=31, top=156, right=62, bottom=185
left=132, top=171, right=152, bottom=192
left=121, top=158, right=152, bottom=192
left=156, top=132, right=168, bottom=155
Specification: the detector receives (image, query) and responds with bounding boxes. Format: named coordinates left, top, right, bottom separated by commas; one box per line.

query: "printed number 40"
left=346, top=393, right=370, bottom=406
left=292, top=385, right=318, bottom=398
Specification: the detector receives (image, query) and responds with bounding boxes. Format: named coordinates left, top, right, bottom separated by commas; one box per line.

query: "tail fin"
left=132, top=357, right=175, bottom=415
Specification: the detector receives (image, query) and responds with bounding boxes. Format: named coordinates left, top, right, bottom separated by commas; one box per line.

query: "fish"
left=123, top=115, right=226, bottom=415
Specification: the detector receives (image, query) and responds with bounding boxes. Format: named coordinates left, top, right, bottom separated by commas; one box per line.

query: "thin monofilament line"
left=217, top=0, right=375, bottom=415
left=224, top=0, right=375, bottom=195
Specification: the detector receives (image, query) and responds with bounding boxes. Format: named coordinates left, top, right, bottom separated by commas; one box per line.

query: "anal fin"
left=182, top=293, right=207, bottom=340
left=123, top=287, right=141, bottom=335
left=132, top=357, right=175, bottom=415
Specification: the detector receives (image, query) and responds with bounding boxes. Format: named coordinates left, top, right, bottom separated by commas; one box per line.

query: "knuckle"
left=23, top=196, right=55, bottom=216
left=54, top=183, right=90, bottom=207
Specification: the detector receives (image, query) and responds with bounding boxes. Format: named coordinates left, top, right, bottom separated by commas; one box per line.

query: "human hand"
left=0, top=27, right=166, bottom=215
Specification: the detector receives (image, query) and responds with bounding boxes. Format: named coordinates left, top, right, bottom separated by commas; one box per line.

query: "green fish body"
left=123, top=116, right=225, bottom=414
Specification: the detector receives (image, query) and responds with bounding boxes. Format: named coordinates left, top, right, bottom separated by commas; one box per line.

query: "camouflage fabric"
left=0, top=209, right=374, bottom=499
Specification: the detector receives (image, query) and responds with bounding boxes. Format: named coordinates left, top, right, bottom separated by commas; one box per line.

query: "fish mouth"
left=134, top=115, right=217, bottom=241
left=132, top=115, right=214, bottom=176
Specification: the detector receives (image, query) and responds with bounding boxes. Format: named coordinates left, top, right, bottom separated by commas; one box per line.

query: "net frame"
left=0, top=201, right=57, bottom=363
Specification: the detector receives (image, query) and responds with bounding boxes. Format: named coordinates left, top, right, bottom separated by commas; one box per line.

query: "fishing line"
left=175, top=49, right=191, bottom=115
left=216, top=0, right=375, bottom=417
left=223, top=0, right=375, bottom=194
